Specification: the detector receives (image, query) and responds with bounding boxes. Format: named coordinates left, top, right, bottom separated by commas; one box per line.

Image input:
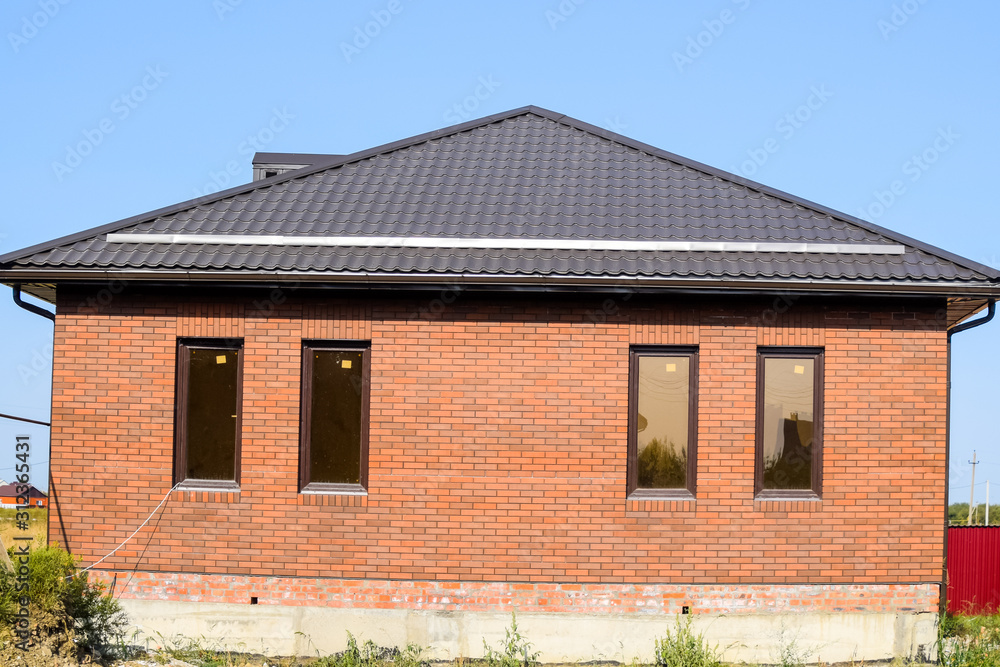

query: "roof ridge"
left=2, top=106, right=997, bottom=284
left=528, top=110, right=1000, bottom=280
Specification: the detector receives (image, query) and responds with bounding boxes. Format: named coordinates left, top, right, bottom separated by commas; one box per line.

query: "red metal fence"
left=948, top=526, right=1000, bottom=614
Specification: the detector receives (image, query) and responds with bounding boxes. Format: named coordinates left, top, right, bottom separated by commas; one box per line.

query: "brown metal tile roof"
left=2, top=106, right=998, bottom=296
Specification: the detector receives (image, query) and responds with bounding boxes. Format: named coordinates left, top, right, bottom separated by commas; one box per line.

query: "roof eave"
left=3, top=270, right=999, bottom=300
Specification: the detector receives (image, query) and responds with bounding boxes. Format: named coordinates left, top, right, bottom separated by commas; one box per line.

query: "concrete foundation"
left=120, top=600, right=939, bottom=664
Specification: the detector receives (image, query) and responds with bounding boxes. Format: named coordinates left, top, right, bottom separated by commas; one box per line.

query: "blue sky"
left=1, top=1, right=997, bottom=502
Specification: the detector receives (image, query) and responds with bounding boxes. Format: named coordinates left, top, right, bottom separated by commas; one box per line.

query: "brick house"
left=0, top=483, right=47, bottom=509
left=2, top=107, right=997, bottom=662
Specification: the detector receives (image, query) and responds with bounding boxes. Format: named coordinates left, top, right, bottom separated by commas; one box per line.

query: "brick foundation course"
left=91, top=571, right=939, bottom=615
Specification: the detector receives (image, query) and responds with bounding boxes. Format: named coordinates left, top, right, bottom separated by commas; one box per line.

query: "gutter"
left=943, top=298, right=995, bottom=613
left=4, top=270, right=1000, bottom=299
left=11, top=282, right=55, bottom=321
left=947, top=299, right=995, bottom=339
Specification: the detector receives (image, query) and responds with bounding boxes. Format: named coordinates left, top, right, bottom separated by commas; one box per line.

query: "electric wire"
left=73, top=483, right=179, bottom=577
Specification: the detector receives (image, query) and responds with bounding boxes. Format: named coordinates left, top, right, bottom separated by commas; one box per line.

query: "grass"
left=0, top=543, right=129, bottom=663
left=651, top=615, right=723, bottom=667
left=769, top=623, right=813, bottom=667
left=0, top=507, right=47, bottom=550
left=314, top=631, right=424, bottom=667
left=146, top=633, right=301, bottom=667
left=139, top=631, right=426, bottom=667
left=939, top=612, right=1000, bottom=667
left=482, top=612, right=538, bottom=667
left=6, top=592, right=989, bottom=666
left=110, top=615, right=951, bottom=667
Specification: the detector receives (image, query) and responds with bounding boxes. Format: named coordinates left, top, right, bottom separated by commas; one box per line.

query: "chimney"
left=251, top=153, right=342, bottom=181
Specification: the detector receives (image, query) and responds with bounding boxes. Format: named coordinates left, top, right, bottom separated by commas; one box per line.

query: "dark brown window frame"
left=627, top=345, right=698, bottom=500
left=299, top=340, right=371, bottom=494
left=755, top=346, right=824, bottom=500
left=174, top=338, right=243, bottom=491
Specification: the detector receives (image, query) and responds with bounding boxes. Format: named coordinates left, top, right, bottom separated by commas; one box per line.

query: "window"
left=174, top=339, right=243, bottom=489
left=300, top=341, right=370, bottom=492
left=628, top=346, right=698, bottom=498
left=755, top=348, right=823, bottom=498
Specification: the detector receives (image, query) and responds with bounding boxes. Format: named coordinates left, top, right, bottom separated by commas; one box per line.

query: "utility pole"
left=987, top=481, right=991, bottom=526
left=968, top=451, right=978, bottom=525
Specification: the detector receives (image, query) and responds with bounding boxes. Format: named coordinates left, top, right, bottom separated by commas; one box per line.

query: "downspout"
left=943, top=298, right=995, bottom=614
left=7, top=282, right=54, bottom=426
left=11, top=283, right=55, bottom=321
left=9, top=281, right=59, bottom=545
left=948, top=299, right=995, bottom=339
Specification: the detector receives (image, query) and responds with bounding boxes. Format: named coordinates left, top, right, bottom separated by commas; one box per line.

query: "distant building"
left=0, top=483, right=47, bottom=508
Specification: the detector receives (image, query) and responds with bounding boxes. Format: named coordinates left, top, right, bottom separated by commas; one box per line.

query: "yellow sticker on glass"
left=794, top=364, right=805, bottom=374
left=665, top=363, right=677, bottom=373
left=216, top=355, right=227, bottom=364
left=342, top=360, right=353, bottom=369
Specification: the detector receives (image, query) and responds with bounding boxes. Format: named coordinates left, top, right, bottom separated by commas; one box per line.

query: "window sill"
left=175, top=480, right=241, bottom=493
left=754, top=490, right=821, bottom=502
left=301, top=483, right=367, bottom=496
left=628, top=488, right=695, bottom=501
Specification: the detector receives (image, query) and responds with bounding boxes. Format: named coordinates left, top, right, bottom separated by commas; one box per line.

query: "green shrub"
left=394, top=642, right=425, bottom=667
left=939, top=613, right=1000, bottom=667
left=316, top=633, right=382, bottom=667
left=769, top=624, right=812, bottom=667
left=652, top=615, right=723, bottom=667
left=482, top=612, right=539, bottom=667
left=0, top=544, right=129, bottom=658
left=314, top=632, right=424, bottom=667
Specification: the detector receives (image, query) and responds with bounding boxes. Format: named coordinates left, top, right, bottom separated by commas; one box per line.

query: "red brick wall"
left=50, top=289, right=948, bottom=591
